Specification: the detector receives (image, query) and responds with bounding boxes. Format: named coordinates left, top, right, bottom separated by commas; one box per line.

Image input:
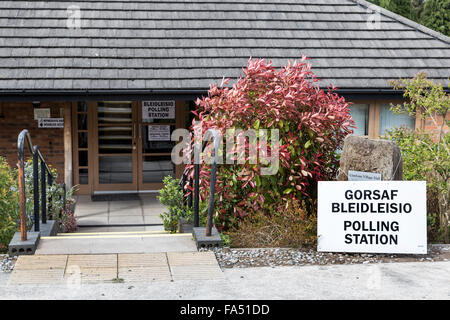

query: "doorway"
left=72, top=100, right=186, bottom=194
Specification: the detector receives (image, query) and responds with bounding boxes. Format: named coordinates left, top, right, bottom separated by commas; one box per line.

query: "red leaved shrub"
left=184, top=58, right=353, bottom=230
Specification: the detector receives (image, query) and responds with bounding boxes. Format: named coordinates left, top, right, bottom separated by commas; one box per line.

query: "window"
left=349, top=104, right=369, bottom=136
left=379, top=104, right=415, bottom=136
left=76, top=101, right=89, bottom=185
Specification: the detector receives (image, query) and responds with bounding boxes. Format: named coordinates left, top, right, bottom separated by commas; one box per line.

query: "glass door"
left=137, top=101, right=177, bottom=190
left=94, top=101, right=138, bottom=191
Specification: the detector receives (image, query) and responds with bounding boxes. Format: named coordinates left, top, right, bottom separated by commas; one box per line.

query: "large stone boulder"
left=337, top=135, right=403, bottom=181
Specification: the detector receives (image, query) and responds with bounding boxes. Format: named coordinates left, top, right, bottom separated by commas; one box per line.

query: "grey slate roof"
left=0, top=0, right=448, bottom=92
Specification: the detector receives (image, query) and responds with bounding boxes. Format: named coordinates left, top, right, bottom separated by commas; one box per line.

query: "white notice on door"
left=148, top=125, right=171, bottom=141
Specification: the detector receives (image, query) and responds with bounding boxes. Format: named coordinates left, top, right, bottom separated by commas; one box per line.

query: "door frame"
left=72, top=100, right=187, bottom=195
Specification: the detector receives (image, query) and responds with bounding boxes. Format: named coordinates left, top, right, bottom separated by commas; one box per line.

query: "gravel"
left=0, top=254, right=16, bottom=273
left=201, top=244, right=450, bottom=269
left=2, top=245, right=449, bottom=272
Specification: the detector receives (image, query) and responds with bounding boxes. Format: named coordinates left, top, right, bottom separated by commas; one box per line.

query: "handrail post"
left=204, top=129, right=219, bottom=237
left=206, top=161, right=217, bottom=237
left=33, top=147, right=40, bottom=232
left=41, top=159, right=47, bottom=224
left=188, top=177, right=193, bottom=209
left=47, top=172, right=53, bottom=220
left=193, top=141, right=201, bottom=228
left=194, top=163, right=200, bottom=228
left=17, top=130, right=30, bottom=241
left=17, top=156, right=27, bottom=241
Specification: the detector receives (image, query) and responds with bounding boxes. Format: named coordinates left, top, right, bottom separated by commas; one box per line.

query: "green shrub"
left=23, top=159, right=77, bottom=232
left=0, top=157, right=19, bottom=253
left=226, top=199, right=317, bottom=248
left=388, top=73, right=449, bottom=243
left=387, top=127, right=449, bottom=242
left=158, top=175, right=194, bottom=233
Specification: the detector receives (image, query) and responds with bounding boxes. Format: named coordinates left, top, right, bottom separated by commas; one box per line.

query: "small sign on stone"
left=348, top=170, right=381, bottom=181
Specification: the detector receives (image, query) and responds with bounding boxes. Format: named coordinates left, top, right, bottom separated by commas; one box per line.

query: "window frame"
left=350, top=99, right=421, bottom=139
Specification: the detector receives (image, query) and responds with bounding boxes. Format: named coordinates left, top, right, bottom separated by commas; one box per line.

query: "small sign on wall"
left=38, top=118, right=64, bottom=128
left=142, top=101, right=175, bottom=121
left=318, top=181, right=427, bottom=254
left=148, top=125, right=171, bottom=141
left=34, top=108, right=51, bottom=120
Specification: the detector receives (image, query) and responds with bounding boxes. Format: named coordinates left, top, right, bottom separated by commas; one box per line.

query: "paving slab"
left=75, top=203, right=109, bottom=213
left=168, top=252, right=224, bottom=281
left=144, top=215, right=163, bottom=224
left=14, top=255, right=68, bottom=270
left=67, top=254, right=117, bottom=268
left=119, top=266, right=172, bottom=282
left=143, top=207, right=165, bottom=215
left=77, top=217, right=109, bottom=226
left=65, top=254, right=118, bottom=284
left=109, top=215, right=145, bottom=225
left=64, top=267, right=118, bottom=284
left=170, top=265, right=224, bottom=281
left=73, top=195, right=166, bottom=227
left=109, top=201, right=141, bottom=210
left=109, top=207, right=142, bottom=216
left=167, top=252, right=218, bottom=266
left=9, top=268, right=66, bottom=285
left=118, top=253, right=167, bottom=268
left=118, top=254, right=172, bottom=282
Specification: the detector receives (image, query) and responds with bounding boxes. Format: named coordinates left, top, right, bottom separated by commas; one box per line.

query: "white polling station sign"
left=142, top=101, right=175, bottom=120
left=317, top=181, right=427, bottom=254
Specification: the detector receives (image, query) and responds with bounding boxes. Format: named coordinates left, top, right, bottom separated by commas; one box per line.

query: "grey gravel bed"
left=202, top=245, right=450, bottom=269
left=0, top=254, right=16, bottom=273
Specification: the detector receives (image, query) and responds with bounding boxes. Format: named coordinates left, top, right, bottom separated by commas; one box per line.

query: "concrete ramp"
left=35, top=231, right=197, bottom=255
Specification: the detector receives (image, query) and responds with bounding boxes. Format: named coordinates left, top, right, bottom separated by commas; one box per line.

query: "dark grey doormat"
left=91, top=193, right=141, bottom=201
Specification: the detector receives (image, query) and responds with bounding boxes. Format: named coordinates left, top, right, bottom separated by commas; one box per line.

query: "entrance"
left=72, top=100, right=186, bottom=194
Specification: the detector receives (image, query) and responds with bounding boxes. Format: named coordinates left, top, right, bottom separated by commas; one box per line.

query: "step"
left=35, top=233, right=197, bottom=255
left=55, top=230, right=170, bottom=237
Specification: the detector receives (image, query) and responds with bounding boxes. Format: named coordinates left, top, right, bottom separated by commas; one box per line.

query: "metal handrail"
left=181, top=129, right=220, bottom=237
left=17, top=129, right=61, bottom=241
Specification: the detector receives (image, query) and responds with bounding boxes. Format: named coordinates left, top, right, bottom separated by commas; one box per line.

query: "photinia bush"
left=184, top=58, right=354, bottom=230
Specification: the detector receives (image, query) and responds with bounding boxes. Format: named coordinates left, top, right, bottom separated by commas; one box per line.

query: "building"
left=0, top=0, right=449, bottom=195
